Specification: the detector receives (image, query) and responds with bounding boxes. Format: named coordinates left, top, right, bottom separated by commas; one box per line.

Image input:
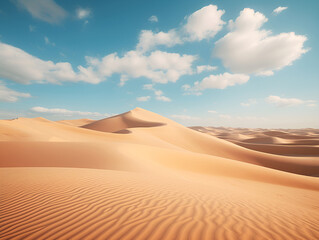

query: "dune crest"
left=82, top=108, right=166, bottom=133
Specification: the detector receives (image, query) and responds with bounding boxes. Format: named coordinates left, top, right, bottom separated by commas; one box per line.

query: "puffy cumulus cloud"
left=196, top=65, right=217, bottom=74
left=137, top=5, right=225, bottom=52
left=137, top=30, right=182, bottom=53
left=214, top=8, right=308, bottom=76
left=137, top=96, right=151, bottom=102
left=273, top=7, right=288, bottom=14
left=89, top=50, right=196, bottom=85
left=15, top=0, right=67, bottom=24
left=0, top=42, right=197, bottom=86
left=183, top=73, right=249, bottom=94
left=143, top=84, right=171, bottom=102
left=266, top=95, right=316, bottom=107
left=0, top=42, right=101, bottom=84
left=76, top=7, right=91, bottom=19
left=31, top=106, right=109, bottom=117
left=0, top=81, right=31, bottom=102
left=148, top=15, right=158, bottom=23
left=183, top=4, right=225, bottom=41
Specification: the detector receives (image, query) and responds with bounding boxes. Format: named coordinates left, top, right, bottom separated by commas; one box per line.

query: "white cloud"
left=137, top=4, right=225, bottom=52
left=89, top=50, right=196, bottom=84
left=266, top=95, right=316, bottom=107
left=241, top=99, right=257, bottom=107
left=137, top=96, right=151, bottom=102
left=273, top=7, right=288, bottom=14
left=31, top=106, right=109, bottom=117
left=183, top=73, right=250, bottom=95
left=182, top=84, right=202, bottom=96
left=76, top=7, right=91, bottom=19
left=171, top=114, right=199, bottom=120
left=183, top=5, right=225, bottom=41
left=143, top=84, right=171, bottom=102
left=196, top=65, right=217, bottom=74
left=156, top=95, right=171, bottom=102
left=0, top=81, right=31, bottom=102
left=15, top=0, right=67, bottom=24
left=137, top=30, right=182, bottom=53
left=148, top=15, right=158, bottom=23
left=214, top=8, right=308, bottom=76
left=0, top=42, right=100, bottom=84
left=208, top=110, right=217, bottom=114
left=44, top=36, right=55, bottom=46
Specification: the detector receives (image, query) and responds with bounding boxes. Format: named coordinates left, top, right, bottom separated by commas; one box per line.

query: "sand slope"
left=56, top=118, right=95, bottom=127
left=1, top=108, right=319, bottom=239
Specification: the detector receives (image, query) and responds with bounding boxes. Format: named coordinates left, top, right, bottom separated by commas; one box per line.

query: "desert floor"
left=1, top=108, right=319, bottom=240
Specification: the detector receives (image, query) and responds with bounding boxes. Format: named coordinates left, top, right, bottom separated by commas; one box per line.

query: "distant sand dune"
left=192, top=126, right=319, bottom=158
left=1, top=108, right=319, bottom=239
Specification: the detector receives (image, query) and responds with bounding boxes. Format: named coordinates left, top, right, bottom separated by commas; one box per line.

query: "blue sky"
left=0, top=0, right=318, bottom=128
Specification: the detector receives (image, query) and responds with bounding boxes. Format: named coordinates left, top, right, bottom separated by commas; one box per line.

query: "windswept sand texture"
left=1, top=108, right=319, bottom=239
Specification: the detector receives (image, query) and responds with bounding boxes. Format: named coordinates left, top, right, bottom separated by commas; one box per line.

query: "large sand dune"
left=1, top=108, right=319, bottom=239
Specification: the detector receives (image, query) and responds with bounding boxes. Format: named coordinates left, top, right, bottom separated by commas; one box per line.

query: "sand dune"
left=193, top=126, right=319, bottom=157
left=1, top=108, right=319, bottom=239
left=82, top=110, right=165, bottom=133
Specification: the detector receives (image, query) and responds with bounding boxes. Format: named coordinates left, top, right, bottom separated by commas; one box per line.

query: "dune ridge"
left=1, top=107, right=319, bottom=239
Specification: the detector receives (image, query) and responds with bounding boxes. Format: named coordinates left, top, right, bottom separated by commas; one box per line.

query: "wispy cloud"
left=44, top=36, right=55, bottom=46
left=31, top=106, right=109, bottom=117
left=15, top=0, right=67, bottom=24
left=241, top=99, right=257, bottom=107
left=171, top=114, right=199, bottom=120
left=208, top=110, right=217, bottom=114
left=273, top=6, right=288, bottom=14
left=196, top=65, right=217, bottom=74
left=266, top=95, right=316, bottom=107
left=0, top=81, right=31, bottom=102
left=137, top=96, right=151, bottom=102
left=143, top=84, right=171, bottom=102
